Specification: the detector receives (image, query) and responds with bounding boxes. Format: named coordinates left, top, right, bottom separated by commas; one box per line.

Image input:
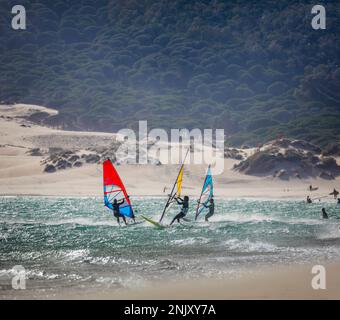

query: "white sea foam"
left=170, top=237, right=210, bottom=246
left=222, top=238, right=279, bottom=253
left=316, top=223, right=340, bottom=240
left=60, top=249, right=90, bottom=262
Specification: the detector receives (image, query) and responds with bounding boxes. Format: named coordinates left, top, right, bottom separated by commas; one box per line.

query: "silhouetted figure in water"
left=307, top=196, right=312, bottom=204
left=170, top=196, right=189, bottom=225
left=337, top=198, right=340, bottom=205
left=322, top=208, right=329, bottom=219
left=112, top=198, right=127, bottom=226
left=201, top=197, right=215, bottom=221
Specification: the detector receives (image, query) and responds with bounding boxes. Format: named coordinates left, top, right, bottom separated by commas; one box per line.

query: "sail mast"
left=158, top=148, right=189, bottom=223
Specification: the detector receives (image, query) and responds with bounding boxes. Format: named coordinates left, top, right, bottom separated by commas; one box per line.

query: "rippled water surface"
left=1, top=197, right=340, bottom=293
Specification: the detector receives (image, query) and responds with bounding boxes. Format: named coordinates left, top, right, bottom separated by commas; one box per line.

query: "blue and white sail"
left=195, top=165, right=214, bottom=220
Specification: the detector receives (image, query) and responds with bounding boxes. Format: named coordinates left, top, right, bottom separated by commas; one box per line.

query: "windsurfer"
left=307, top=196, right=312, bottom=204
left=112, top=198, right=127, bottom=226
left=200, top=197, right=215, bottom=221
left=170, top=196, right=189, bottom=225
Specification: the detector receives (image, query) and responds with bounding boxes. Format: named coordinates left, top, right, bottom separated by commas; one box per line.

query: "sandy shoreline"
left=84, top=262, right=340, bottom=300
left=1, top=154, right=338, bottom=200
left=2, top=262, right=339, bottom=300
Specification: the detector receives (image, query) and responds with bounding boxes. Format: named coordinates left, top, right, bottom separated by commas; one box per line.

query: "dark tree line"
left=0, top=0, right=339, bottom=146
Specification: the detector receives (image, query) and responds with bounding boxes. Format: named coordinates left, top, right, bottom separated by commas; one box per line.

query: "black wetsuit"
left=112, top=199, right=127, bottom=225
left=170, top=197, right=189, bottom=225
left=203, top=201, right=215, bottom=221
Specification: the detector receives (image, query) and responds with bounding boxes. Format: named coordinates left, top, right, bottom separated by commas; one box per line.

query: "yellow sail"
left=158, top=149, right=189, bottom=223
left=176, top=166, right=184, bottom=197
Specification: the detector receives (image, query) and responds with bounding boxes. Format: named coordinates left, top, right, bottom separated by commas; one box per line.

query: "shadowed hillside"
left=234, top=138, right=340, bottom=180
left=0, top=0, right=339, bottom=146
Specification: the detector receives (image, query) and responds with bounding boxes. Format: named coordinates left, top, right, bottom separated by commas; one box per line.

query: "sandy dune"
left=0, top=104, right=339, bottom=199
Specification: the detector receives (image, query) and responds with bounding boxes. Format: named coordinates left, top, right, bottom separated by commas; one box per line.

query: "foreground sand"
left=68, top=262, right=340, bottom=300
left=1, top=104, right=339, bottom=199
left=2, top=262, right=339, bottom=300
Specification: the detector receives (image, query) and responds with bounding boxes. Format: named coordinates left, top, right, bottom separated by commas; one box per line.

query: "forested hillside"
left=0, top=0, right=339, bottom=146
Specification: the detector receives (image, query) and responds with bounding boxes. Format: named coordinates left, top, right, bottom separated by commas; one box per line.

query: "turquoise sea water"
left=0, top=197, right=340, bottom=294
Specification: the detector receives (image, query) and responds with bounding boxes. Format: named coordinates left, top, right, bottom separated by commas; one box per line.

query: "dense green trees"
left=0, top=0, right=339, bottom=146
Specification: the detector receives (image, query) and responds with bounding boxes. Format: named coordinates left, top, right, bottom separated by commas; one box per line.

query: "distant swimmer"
left=337, top=198, right=340, bottom=205
left=329, top=188, right=339, bottom=199
left=112, top=198, right=127, bottom=226
left=170, top=196, right=189, bottom=225
left=322, top=208, right=329, bottom=219
left=306, top=196, right=312, bottom=204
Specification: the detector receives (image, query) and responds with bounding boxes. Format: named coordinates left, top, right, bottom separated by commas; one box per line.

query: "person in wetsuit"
left=201, top=197, right=215, bottom=221
left=307, top=196, right=312, bottom=204
left=322, top=208, right=329, bottom=219
left=112, top=198, right=127, bottom=226
left=170, top=196, right=189, bottom=225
